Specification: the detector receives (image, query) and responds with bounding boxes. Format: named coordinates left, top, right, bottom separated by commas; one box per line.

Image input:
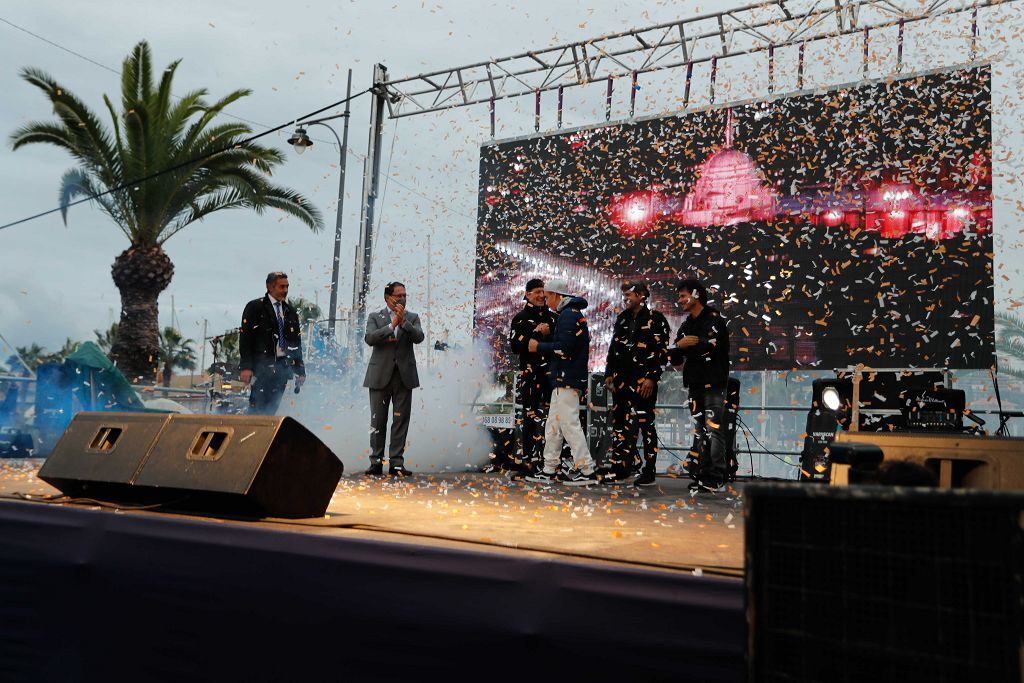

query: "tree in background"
left=11, top=339, right=83, bottom=371
left=10, top=343, right=47, bottom=373
left=157, top=326, right=197, bottom=387
left=94, top=323, right=119, bottom=355
left=11, top=41, right=323, bottom=383
left=209, top=329, right=240, bottom=374
left=288, top=297, right=323, bottom=327
left=995, top=310, right=1024, bottom=381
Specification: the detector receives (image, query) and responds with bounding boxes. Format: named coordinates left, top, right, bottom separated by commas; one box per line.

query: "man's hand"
left=676, top=335, right=700, bottom=349
left=638, top=378, right=655, bottom=398
left=604, top=376, right=614, bottom=390
left=239, top=369, right=253, bottom=385
left=534, top=323, right=550, bottom=335
left=528, top=338, right=539, bottom=353
left=296, top=374, right=306, bottom=387
left=394, top=303, right=405, bottom=327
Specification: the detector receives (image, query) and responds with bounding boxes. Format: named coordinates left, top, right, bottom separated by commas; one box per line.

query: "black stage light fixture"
left=799, top=377, right=852, bottom=481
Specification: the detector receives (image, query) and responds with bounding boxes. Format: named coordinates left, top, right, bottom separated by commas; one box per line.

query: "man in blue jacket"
left=525, top=279, right=598, bottom=486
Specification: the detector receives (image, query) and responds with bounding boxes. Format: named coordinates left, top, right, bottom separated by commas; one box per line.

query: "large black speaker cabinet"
left=746, top=483, right=1023, bottom=682
left=38, top=412, right=344, bottom=518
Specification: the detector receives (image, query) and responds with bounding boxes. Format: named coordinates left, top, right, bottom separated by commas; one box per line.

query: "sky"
left=1, top=0, right=1023, bottom=371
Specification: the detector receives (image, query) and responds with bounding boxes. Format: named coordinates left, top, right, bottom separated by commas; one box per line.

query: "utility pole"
left=426, top=232, right=432, bottom=368
left=197, top=318, right=207, bottom=390
left=327, top=69, right=353, bottom=338
left=353, top=63, right=388, bottom=355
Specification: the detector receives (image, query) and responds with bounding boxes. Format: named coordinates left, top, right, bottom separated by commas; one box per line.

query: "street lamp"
left=287, top=127, right=313, bottom=154
left=289, top=69, right=353, bottom=339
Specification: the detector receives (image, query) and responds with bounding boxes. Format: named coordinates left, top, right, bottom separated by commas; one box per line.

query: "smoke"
left=287, top=339, right=498, bottom=473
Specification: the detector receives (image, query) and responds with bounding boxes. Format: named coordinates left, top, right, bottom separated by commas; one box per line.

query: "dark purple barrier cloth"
left=0, top=500, right=743, bottom=682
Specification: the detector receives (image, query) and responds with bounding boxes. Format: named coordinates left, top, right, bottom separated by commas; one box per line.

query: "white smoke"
left=285, top=338, right=499, bottom=474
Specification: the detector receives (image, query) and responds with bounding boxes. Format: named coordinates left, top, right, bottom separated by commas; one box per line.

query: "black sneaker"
left=364, top=463, right=384, bottom=476
left=698, top=481, right=721, bottom=494
left=525, top=470, right=556, bottom=484
left=634, top=471, right=657, bottom=487
left=512, top=462, right=540, bottom=480
left=562, top=470, right=598, bottom=487
left=596, top=469, right=629, bottom=485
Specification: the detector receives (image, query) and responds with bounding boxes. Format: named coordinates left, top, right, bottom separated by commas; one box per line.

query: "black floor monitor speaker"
left=39, top=412, right=344, bottom=518
left=745, top=484, right=1023, bottom=682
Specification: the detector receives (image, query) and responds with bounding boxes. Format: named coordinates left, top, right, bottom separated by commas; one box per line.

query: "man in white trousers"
left=525, top=279, right=598, bottom=486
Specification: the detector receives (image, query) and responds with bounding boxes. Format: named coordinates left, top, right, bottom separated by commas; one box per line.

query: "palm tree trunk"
left=109, top=246, right=174, bottom=383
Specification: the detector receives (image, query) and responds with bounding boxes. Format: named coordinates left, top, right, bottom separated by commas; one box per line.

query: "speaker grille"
left=746, top=484, right=1023, bottom=682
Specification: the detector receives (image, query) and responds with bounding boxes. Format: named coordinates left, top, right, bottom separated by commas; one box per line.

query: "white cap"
left=545, top=278, right=572, bottom=296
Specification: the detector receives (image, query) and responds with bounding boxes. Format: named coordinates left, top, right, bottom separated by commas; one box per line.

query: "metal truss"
left=381, top=0, right=1010, bottom=119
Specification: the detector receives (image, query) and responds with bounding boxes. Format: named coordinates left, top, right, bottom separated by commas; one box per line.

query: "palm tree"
left=94, top=323, right=119, bottom=355
left=11, top=41, right=323, bottom=382
left=51, top=338, right=82, bottom=363
left=158, top=326, right=197, bottom=387
left=211, top=330, right=240, bottom=364
left=288, top=296, right=322, bottom=326
left=12, top=343, right=47, bottom=372
left=995, top=310, right=1024, bottom=380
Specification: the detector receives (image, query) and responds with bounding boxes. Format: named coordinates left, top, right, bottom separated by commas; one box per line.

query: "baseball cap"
left=545, top=278, right=572, bottom=296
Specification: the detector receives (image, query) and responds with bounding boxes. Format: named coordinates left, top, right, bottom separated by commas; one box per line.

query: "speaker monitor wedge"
left=831, top=431, right=1024, bottom=491
left=39, top=412, right=344, bottom=518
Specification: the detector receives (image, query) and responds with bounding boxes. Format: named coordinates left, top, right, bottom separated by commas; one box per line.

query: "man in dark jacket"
left=525, top=279, right=597, bottom=486
left=239, top=271, right=306, bottom=415
left=667, top=279, right=730, bottom=492
left=507, top=278, right=554, bottom=476
left=604, top=281, right=671, bottom=486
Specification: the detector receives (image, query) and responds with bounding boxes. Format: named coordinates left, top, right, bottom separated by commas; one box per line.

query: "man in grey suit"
left=363, top=281, right=424, bottom=476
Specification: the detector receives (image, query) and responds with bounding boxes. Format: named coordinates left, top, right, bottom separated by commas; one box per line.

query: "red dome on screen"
left=677, top=109, right=777, bottom=226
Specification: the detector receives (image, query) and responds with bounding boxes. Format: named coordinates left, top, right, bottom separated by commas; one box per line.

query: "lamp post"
left=287, top=69, right=353, bottom=338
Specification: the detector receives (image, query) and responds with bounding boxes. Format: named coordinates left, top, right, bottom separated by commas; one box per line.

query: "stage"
left=0, top=460, right=747, bottom=681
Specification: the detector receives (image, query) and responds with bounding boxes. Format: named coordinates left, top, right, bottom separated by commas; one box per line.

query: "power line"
left=0, top=16, right=293, bottom=135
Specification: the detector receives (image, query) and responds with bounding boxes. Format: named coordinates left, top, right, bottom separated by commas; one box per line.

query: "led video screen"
left=474, top=65, right=994, bottom=372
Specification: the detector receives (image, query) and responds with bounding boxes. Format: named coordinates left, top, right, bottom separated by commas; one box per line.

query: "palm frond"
left=58, top=168, right=122, bottom=233
left=17, top=68, right=122, bottom=184
left=995, top=310, right=1024, bottom=338
left=997, top=361, right=1024, bottom=381
left=13, top=39, right=321, bottom=247
left=996, top=337, right=1024, bottom=360
left=260, top=185, right=325, bottom=232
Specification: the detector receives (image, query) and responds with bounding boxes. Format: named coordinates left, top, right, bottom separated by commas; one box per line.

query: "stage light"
left=608, top=190, right=661, bottom=236
left=627, top=203, right=648, bottom=222
left=800, top=377, right=853, bottom=481
left=823, top=210, right=844, bottom=227
left=822, top=386, right=842, bottom=411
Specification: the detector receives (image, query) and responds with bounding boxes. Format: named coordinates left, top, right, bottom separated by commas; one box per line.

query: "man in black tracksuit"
left=667, top=279, right=730, bottom=492
left=603, top=281, right=670, bottom=486
left=508, top=278, right=555, bottom=476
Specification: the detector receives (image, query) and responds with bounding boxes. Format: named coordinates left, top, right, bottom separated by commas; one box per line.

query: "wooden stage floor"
left=0, top=459, right=745, bottom=577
